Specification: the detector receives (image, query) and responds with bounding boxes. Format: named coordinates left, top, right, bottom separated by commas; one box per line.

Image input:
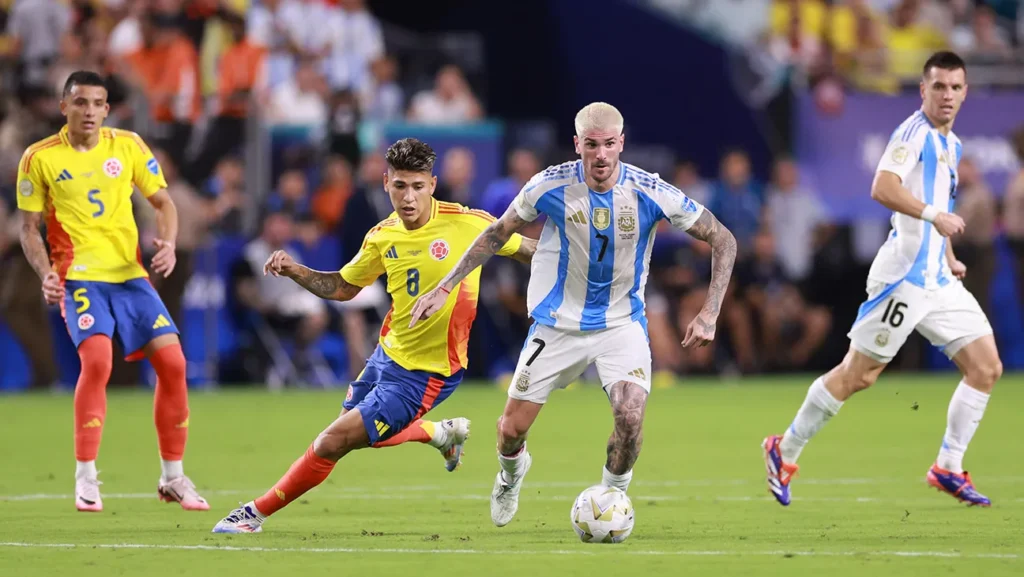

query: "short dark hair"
left=63, top=71, right=107, bottom=98
left=385, top=138, right=437, bottom=173
left=923, top=51, right=966, bottom=78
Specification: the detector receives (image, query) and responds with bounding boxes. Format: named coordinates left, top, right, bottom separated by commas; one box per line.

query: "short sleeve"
left=126, top=132, right=167, bottom=197
left=340, top=229, right=385, bottom=287
left=648, top=177, right=705, bottom=232
left=15, top=149, right=47, bottom=213
left=876, top=130, right=924, bottom=184
left=511, top=173, right=544, bottom=222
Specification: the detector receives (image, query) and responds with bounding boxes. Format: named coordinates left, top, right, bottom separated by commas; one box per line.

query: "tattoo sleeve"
left=291, top=265, right=362, bottom=301
left=19, top=211, right=52, bottom=279
left=606, top=381, right=648, bottom=475
left=438, top=206, right=530, bottom=291
left=684, top=209, right=737, bottom=319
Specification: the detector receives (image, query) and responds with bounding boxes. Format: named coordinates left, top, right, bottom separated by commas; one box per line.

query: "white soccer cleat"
left=212, top=502, right=265, bottom=534
left=490, top=451, right=532, bottom=527
left=436, top=417, right=471, bottom=472
left=75, top=476, right=103, bottom=512
left=157, top=475, right=210, bottom=511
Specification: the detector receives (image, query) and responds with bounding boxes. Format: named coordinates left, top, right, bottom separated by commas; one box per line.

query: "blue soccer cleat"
left=212, top=502, right=265, bottom=533
left=761, top=435, right=799, bottom=506
left=926, top=465, right=991, bottom=507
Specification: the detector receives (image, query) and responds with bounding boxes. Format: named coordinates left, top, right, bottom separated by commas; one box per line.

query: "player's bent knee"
left=966, top=359, right=1002, bottom=392
left=313, top=411, right=370, bottom=461
left=834, top=349, right=885, bottom=397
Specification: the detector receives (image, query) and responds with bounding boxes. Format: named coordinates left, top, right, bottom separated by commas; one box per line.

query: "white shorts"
left=847, top=280, right=992, bottom=363
left=508, top=320, right=652, bottom=404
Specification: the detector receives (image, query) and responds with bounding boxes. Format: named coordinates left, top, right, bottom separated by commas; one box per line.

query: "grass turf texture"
left=1, top=375, right=1021, bottom=576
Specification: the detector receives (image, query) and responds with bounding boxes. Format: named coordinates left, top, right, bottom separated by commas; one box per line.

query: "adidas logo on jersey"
left=55, top=169, right=73, bottom=182
left=152, top=314, right=171, bottom=329
left=384, top=246, right=399, bottom=259
left=568, top=210, right=588, bottom=225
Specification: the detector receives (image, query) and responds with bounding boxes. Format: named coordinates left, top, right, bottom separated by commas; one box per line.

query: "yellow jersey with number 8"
left=16, top=126, right=167, bottom=282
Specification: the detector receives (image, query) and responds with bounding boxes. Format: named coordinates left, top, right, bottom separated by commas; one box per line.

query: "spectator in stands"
left=311, top=156, right=354, bottom=232
left=962, top=4, right=1014, bottom=63
left=434, top=147, right=475, bottom=205
left=673, top=159, right=711, bottom=206
left=407, top=64, right=484, bottom=124
left=325, top=0, right=385, bottom=92
left=340, top=152, right=393, bottom=265
left=951, top=156, right=997, bottom=318
left=1003, top=127, right=1024, bottom=318
left=764, top=156, right=829, bottom=284
left=267, top=56, right=328, bottom=126
left=206, top=155, right=247, bottom=235
left=830, top=0, right=898, bottom=94
left=359, top=56, right=404, bottom=124
left=707, top=149, right=763, bottom=256
left=767, top=0, right=828, bottom=77
left=0, top=186, right=58, bottom=389
left=5, top=0, right=72, bottom=89
left=327, top=88, right=361, bottom=168
left=267, top=169, right=312, bottom=217
left=886, top=0, right=947, bottom=82
left=107, top=0, right=146, bottom=58
left=481, top=148, right=541, bottom=219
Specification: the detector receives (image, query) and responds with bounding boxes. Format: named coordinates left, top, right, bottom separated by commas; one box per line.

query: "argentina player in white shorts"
left=762, top=52, right=1002, bottom=507
left=410, top=102, right=738, bottom=526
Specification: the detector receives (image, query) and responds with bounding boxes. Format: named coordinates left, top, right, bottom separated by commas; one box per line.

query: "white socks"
left=779, top=377, right=844, bottom=464
left=499, top=445, right=528, bottom=485
left=75, top=460, right=97, bottom=480
left=936, top=381, right=990, bottom=473
left=602, top=466, right=633, bottom=492
left=161, top=459, right=184, bottom=481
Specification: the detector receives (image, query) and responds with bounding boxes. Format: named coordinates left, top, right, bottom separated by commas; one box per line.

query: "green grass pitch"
left=1, top=374, right=1021, bottom=576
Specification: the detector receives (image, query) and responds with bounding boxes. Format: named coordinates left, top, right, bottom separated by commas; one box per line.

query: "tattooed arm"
left=264, top=249, right=362, bottom=301
left=20, top=210, right=65, bottom=305
left=508, top=236, right=538, bottom=265
left=681, top=209, right=737, bottom=347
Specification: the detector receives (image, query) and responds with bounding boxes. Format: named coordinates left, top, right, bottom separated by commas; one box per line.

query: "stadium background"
left=2, top=0, right=1024, bottom=392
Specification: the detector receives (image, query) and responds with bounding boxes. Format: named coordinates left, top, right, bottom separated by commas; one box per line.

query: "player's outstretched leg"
left=74, top=335, right=113, bottom=512
left=372, top=418, right=472, bottom=472
left=146, top=335, right=209, bottom=511
left=212, top=409, right=368, bottom=533
left=601, top=382, right=648, bottom=492
left=927, top=335, right=1001, bottom=506
left=491, top=399, right=542, bottom=527
left=762, top=349, right=885, bottom=505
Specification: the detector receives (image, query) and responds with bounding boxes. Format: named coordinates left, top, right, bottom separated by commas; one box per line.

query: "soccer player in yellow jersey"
left=212, top=138, right=537, bottom=533
left=17, top=71, right=209, bottom=513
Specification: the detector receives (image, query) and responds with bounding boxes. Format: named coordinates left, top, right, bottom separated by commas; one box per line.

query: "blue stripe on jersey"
left=630, top=191, right=665, bottom=323
left=906, top=136, right=938, bottom=287
left=937, top=134, right=954, bottom=287
left=954, top=141, right=963, bottom=167
left=581, top=190, right=615, bottom=330
left=531, top=186, right=570, bottom=325
left=854, top=281, right=902, bottom=324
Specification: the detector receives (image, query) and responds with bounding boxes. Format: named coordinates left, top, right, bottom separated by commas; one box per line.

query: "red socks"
left=151, top=344, right=189, bottom=461
left=254, top=445, right=337, bottom=516
left=74, top=336, right=113, bottom=462
left=372, top=419, right=434, bottom=448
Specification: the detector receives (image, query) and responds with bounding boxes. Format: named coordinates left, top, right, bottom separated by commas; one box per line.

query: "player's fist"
left=264, top=250, right=297, bottom=277
left=41, top=271, right=64, bottom=305
left=682, top=312, right=716, bottom=348
left=409, top=285, right=452, bottom=328
left=933, top=212, right=965, bottom=238
left=151, top=239, right=177, bottom=278
left=949, top=258, right=967, bottom=280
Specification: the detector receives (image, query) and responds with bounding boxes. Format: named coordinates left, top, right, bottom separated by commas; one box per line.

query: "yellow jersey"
left=16, top=126, right=168, bottom=283
left=341, top=199, right=524, bottom=376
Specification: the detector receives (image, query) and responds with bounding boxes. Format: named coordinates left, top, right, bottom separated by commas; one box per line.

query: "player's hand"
left=682, top=311, right=717, bottom=348
left=408, top=286, right=451, bottom=328
left=151, top=239, right=176, bottom=278
left=264, top=250, right=298, bottom=278
left=41, top=271, right=64, bottom=305
left=933, top=212, right=965, bottom=238
left=949, top=258, right=967, bottom=280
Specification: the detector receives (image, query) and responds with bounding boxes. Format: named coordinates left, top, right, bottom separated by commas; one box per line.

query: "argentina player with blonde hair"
left=411, top=102, right=738, bottom=526
left=762, top=51, right=1003, bottom=507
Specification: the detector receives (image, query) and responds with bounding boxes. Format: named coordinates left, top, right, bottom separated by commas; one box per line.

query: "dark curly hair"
left=385, top=138, right=437, bottom=173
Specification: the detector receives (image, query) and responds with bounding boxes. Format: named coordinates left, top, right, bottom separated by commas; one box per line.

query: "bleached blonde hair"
left=574, top=102, right=624, bottom=137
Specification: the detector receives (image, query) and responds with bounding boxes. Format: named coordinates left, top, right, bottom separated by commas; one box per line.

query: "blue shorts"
left=343, top=346, right=462, bottom=444
left=62, top=278, right=178, bottom=360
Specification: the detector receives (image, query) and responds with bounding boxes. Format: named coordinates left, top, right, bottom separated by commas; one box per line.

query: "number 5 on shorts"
left=526, top=337, right=546, bottom=367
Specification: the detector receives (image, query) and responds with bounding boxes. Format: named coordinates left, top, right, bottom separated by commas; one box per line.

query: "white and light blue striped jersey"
left=870, top=109, right=962, bottom=291
left=512, top=160, right=705, bottom=331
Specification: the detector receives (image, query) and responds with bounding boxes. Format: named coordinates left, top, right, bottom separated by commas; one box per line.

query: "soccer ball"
left=570, top=485, right=634, bottom=543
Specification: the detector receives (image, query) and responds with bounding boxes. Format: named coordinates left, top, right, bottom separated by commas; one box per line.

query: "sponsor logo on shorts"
left=345, top=386, right=354, bottom=402
left=78, top=313, right=95, bottom=330
left=374, top=419, right=390, bottom=437
left=515, top=371, right=530, bottom=392
left=875, top=329, right=890, bottom=347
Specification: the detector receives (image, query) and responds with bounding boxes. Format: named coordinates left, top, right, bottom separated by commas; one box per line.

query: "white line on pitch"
left=0, top=542, right=1017, bottom=559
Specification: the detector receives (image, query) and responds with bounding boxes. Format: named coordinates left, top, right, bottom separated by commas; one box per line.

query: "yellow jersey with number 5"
left=16, top=126, right=167, bottom=282
left=341, top=199, right=524, bottom=377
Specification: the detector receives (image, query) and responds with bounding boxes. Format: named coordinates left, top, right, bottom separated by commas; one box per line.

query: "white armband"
left=920, top=205, right=939, bottom=223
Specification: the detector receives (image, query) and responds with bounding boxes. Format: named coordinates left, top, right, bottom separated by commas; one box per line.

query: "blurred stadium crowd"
left=1, top=0, right=1024, bottom=391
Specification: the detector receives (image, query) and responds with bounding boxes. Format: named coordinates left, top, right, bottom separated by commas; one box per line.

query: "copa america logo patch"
left=146, top=157, right=160, bottom=175
left=78, top=313, right=95, bottom=330
left=103, top=158, right=123, bottom=178
left=18, top=179, right=33, bottom=196
left=429, top=239, right=450, bottom=261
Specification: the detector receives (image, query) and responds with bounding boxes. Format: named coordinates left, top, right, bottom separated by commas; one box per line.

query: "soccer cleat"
left=926, top=465, right=991, bottom=507
left=491, top=451, right=532, bottom=527
left=762, top=435, right=799, bottom=506
left=157, top=475, right=211, bottom=511
left=212, top=502, right=265, bottom=534
left=75, top=477, right=103, bottom=512
left=436, top=417, right=471, bottom=472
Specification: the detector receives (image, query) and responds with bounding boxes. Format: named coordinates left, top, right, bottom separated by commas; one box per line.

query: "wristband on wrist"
left=439, top=285, right=451, bottom=294
left=920, top=205, right=939, bottom=223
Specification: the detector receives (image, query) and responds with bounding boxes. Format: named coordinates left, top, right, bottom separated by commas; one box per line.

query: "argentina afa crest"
left=592, top=207, right=611, bottom=230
